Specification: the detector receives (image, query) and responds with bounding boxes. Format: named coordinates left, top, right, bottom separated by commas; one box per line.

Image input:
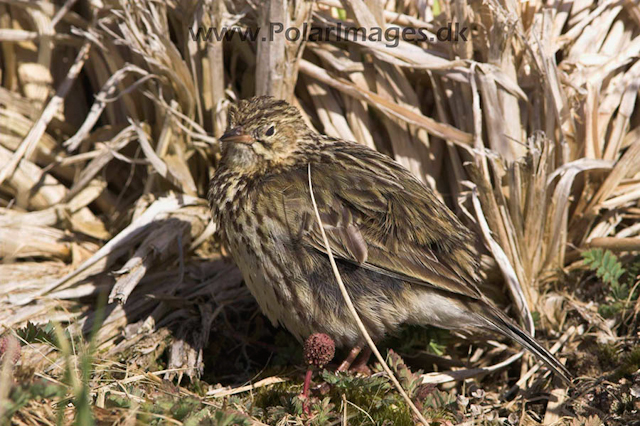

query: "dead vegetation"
left=1, top=0, right=640, bottom=424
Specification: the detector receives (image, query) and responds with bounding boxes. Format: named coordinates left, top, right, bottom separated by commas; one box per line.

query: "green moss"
left=597, top=343, right=619, bottom=368
left=322, top=371, right=413, bottom=425
left=613, top=346, right=640, bottom=381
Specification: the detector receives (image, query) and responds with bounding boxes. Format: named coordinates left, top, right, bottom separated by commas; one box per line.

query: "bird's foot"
left=336, top=345, right=373, bottom=375
left=349, top=363, right=372, bottom=376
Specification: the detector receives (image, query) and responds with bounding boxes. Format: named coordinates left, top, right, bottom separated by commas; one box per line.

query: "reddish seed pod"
left=303, top=333, right=335, bottom=368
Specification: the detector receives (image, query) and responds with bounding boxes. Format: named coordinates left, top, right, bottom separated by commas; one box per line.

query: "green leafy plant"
left=582, top=249, right=625, bottom=287
left=582, top=249, right=639, bottom=319
left=15, top=321, right=60, bottom=347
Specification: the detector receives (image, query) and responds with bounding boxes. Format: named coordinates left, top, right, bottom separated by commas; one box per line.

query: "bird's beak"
left=220, top=127, right=254, bottom=145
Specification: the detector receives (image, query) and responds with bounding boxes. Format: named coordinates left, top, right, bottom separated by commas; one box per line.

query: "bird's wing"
left=259, top=143, right=483, bottom=301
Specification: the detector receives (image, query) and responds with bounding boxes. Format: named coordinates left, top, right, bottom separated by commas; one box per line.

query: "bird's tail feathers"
left=482, top=307, right=572, bottom=384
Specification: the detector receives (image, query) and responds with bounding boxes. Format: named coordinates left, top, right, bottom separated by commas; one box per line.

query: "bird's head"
left=219, top=96, right=314, bottom=172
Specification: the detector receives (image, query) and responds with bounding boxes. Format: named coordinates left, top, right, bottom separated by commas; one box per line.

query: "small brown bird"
left=208, top=96, right=571, bottom=383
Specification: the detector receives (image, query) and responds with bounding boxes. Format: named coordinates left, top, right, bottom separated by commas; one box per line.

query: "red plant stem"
left=301, top=368, right=313, bottom=414
left=302, top=368, right=313, bottom=398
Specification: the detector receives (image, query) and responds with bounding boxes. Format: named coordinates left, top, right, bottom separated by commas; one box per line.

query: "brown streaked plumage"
left=208, top=96, right=571, bottom=383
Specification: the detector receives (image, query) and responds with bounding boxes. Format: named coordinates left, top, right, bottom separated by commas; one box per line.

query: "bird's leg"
left=336, top=345, right=362, bottom=372
left=350, top=346, right=372, bottom=375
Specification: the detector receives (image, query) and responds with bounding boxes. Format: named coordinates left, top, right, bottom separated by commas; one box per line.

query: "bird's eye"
left=265, top=125, right=275, bottom=137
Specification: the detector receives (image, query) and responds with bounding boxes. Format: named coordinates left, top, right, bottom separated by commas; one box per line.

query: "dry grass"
left=1, top=0, right=640, bottom=424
